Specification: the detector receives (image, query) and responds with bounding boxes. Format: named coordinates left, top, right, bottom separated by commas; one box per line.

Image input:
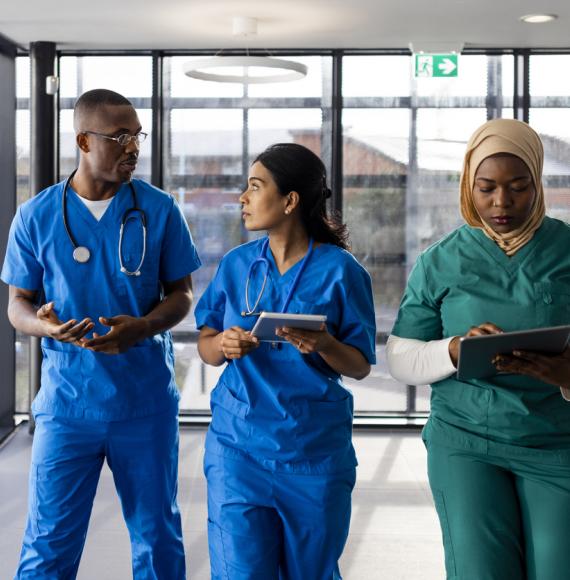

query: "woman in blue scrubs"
left=195, top=143, right=377, bottom=579
left=387, top=119, right=570, bottom=579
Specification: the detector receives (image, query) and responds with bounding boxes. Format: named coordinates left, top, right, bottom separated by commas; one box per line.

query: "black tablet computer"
left=456, top=325, right=570, bottom=381
left=251, top=312, right=327, bottom=342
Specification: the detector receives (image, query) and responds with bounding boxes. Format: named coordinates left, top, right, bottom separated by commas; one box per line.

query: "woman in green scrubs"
left=388, top=119, right=570, bottom=580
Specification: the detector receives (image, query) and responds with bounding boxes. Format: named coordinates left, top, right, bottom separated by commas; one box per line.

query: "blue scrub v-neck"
left=67, top=183, right=127, bottom=232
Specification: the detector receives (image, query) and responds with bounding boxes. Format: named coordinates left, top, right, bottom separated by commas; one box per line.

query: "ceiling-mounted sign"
left=415, top=54, right=458, bottom=78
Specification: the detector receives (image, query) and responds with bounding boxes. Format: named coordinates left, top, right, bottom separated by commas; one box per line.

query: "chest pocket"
left=535, top=282, right=570, bottom=326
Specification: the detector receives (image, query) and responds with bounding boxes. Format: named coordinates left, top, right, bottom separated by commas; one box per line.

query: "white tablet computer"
left=251, top=312, right=327, bottom=342
left=456, top=324, right=570, bottom=381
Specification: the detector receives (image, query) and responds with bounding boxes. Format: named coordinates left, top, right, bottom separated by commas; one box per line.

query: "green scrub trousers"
left=427, top=441, right=570, bottom=580
left=392, top=217, right=570, bottom=580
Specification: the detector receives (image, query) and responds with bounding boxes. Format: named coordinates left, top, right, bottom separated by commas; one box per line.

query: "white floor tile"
left=0, top=425, right=445, bottom=579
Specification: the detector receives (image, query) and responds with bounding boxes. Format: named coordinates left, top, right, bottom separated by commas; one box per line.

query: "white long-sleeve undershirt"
left=386, top=334, right=570, bottom=401
left=386, top=335, right=457, bottom=386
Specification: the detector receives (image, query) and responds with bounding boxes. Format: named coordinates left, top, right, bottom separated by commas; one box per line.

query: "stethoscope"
left=62, top=170, right=147, bottom=276
left=241, top=237, right=314, bottom=317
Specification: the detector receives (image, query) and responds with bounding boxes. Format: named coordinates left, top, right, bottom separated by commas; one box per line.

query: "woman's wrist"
left=448, top=336, right=460, bottom=367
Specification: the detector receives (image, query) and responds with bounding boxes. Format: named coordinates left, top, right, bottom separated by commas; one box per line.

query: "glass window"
left=415, top=54, right=512, bottom=100
left=343, top=54, right=514, bottom=416
left=530, top=55, right=570, bottom=99
left=529, top=55, right=570, bottom=223
left=59, top=56, right=153, bottom=99
left=529, top=108, right=570, bottom=223
left=58, top=56, right=153, bottom=181
left=163, top=55, right=332, bottom=413
left=14, top=51, right=526, bottom=420
left=16, top=56, right=31, bottom=413
left=343, top=56, right=411, bottom=98
left=248, top=56, right=326, bottom=99
left=247, top=108, right=324, bottom=160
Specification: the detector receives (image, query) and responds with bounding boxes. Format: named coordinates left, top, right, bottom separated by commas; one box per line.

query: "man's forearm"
left=140, top=289, right=192, bottom=339
left=8, top=295, right=45, bottom=337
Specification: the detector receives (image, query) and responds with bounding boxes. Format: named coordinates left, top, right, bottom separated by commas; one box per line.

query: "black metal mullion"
left=151, top=51, right=164, bottom=189
left=330, top=51, right=343, bottom=217
left=514, top=50, right=530, bottom=122
left=30, top=41, right=57, bottom=434
left=0, top=37, right=17, bottom=443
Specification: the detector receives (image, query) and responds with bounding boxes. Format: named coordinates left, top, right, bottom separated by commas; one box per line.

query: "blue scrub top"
left=1, top=179, right=201, bottom=421
left=195, top=238, right=376, bottom=474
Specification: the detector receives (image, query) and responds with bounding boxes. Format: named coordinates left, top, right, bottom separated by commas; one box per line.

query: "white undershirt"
left=386, top=334, right=570, bottom=401
left=77, top=196, right=114, bottom=221
left=386, top=335, right=457, bottom=385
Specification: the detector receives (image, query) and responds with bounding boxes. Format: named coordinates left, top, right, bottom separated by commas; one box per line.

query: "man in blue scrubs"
left=2, top=89, right=201, bottom=579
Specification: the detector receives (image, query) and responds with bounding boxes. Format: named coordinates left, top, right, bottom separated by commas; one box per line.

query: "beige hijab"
left=460, top=118, right=546, bottom=256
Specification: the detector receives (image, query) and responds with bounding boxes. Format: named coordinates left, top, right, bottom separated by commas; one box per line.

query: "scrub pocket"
left=535, top=281, right=570, bottom=326
left=114, top=260, right=160, bottom=314
left=295, top=394, right=353, bottom=456
left=209, top=381, right=252, bottom=442
left=39, top=346, right=84, bottom=406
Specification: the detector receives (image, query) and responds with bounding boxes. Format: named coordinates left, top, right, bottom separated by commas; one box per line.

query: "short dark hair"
left=73, top=89, right=133, bottom=131
left=254, top=143, right=350, bottom=250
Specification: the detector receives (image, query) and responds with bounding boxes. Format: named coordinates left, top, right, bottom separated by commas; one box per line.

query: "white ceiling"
left=0, top=0, right=569, bottom=51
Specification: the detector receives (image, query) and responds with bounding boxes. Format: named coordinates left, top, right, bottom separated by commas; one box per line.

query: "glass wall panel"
left=247, top=108, right=324, bottom=160
left=12, top=51, right=533, bottom=419
left=530, top=55, right=570, bottom=224
left=15, top=56, right=31, bottom=413
left=248, top=57, right=326, bottom=98
left=169, top=56, right=244, bottom=98
left=163, top=55, right=332, bottom=412
left=530, top=55, right=570, bottom=99
left=342, top=54, right=514, bottom=415
left=529, top=109, right=570, bottom=223
left=58, top=56, right=153, bottom=181
left=59, top=56, right=153, bottom=99
left=343, top=56, right=411, bottom=98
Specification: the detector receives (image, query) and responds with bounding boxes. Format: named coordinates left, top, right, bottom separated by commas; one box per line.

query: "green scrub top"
left=392, top=216, right=570, bottom=462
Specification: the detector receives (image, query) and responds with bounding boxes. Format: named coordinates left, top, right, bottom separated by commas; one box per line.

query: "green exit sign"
left=415, top=54, right=458, bottom=78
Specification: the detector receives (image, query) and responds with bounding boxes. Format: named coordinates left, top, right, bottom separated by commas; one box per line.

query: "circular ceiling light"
left=520, top=13, right=558, bottom=24
left=184, top=17, right=308, bottom=84
left=183, top=56, right=308, bottom=84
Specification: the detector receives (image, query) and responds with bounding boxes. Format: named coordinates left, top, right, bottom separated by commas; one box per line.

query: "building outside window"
left=12, top=51, right=569, bottom=420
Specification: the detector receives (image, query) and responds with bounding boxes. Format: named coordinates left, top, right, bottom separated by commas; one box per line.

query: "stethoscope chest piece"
left=73, top=246, right=91, bottom=264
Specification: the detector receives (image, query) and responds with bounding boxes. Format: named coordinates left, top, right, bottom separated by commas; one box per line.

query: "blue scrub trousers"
left=204, top=451, right=356, bottom=580
left=16, top=410, right=186, bottom=580
left=427, top=441, right=570, bottom=580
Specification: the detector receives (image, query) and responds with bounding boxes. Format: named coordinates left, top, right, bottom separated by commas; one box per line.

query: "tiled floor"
left=0, top=425, right=445, bottom=579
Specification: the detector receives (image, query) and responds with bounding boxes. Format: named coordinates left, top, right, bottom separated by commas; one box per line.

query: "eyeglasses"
left=83, top=130, right=148, bottom=147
